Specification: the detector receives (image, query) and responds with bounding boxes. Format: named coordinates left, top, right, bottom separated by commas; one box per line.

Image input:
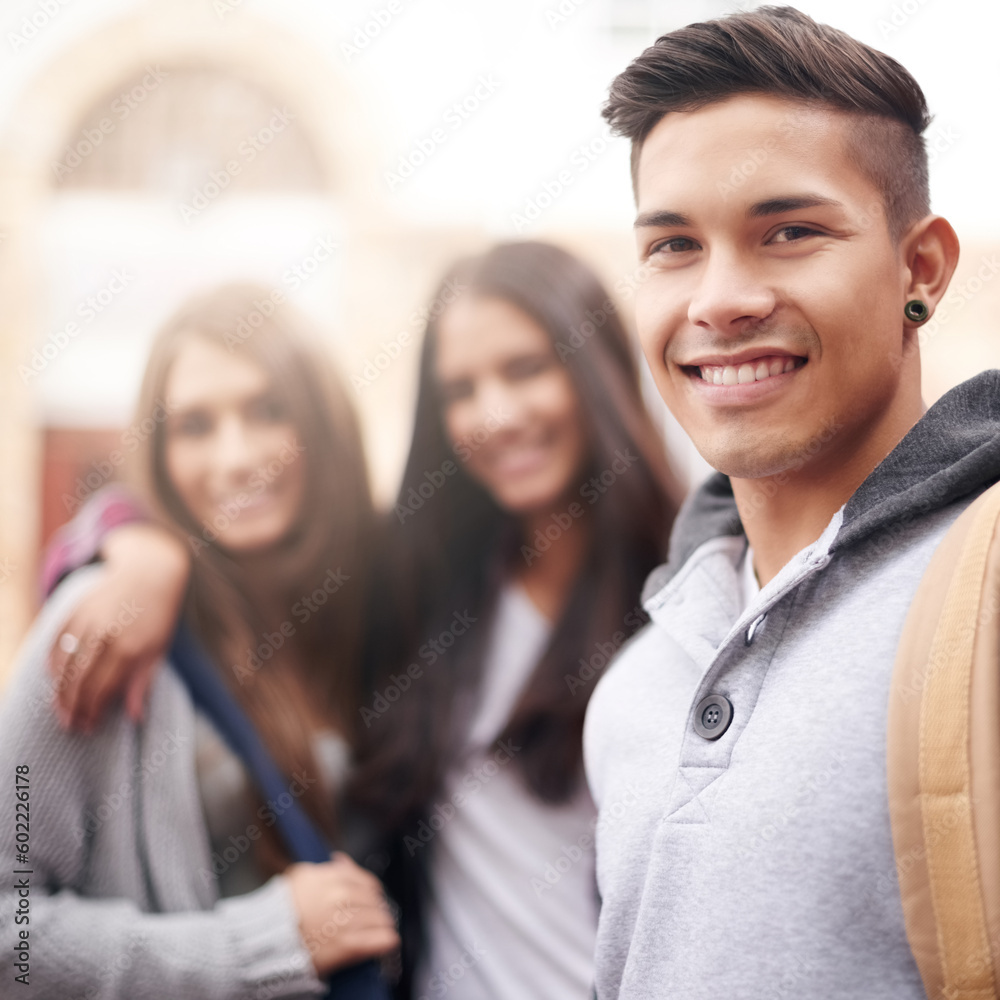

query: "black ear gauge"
left=904, top=299, right=929, bottom=324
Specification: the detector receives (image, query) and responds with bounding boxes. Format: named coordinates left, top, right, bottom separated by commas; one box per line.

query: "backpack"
left=889, top=481, right=1000, bottom=1000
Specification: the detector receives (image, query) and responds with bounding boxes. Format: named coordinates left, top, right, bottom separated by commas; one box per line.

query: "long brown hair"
left=131, top=283, right=374, bottom=868
left=356, top=241, right=683, bottom=830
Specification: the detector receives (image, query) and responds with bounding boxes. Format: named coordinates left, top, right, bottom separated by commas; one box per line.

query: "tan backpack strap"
left=889, top=482, right=1000, bottom=1000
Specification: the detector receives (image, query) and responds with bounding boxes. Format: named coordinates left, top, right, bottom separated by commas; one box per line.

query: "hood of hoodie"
left=643, top=369, right=1000, bottom=602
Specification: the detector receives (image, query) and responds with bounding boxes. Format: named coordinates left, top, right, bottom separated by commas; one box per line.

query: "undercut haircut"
left=604, top=5, right=932, bottom=241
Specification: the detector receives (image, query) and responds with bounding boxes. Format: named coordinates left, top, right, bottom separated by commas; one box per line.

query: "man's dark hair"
left=604, top=5, right=932, bottom=240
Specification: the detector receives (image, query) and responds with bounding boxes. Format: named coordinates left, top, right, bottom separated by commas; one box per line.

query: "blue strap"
left=168, top=624, right=390, bottom=1000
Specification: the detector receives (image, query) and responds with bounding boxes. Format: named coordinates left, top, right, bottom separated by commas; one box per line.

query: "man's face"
left=634, top=94, right=913, bottom=481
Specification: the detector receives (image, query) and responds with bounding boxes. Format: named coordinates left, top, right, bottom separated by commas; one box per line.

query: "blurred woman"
left=0, top=285, right=398, bottom=998
left=357, top=241, right=682, bottom=999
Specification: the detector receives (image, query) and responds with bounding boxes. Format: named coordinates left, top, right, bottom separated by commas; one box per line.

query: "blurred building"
left=1, top=0, right=998, bottom=680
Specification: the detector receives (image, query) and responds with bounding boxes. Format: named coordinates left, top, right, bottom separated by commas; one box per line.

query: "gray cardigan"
left=0, top=568, right=325, bottom=999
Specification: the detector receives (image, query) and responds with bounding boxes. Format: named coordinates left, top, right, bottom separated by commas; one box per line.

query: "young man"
left=583, top=7, right=1000, bottom=998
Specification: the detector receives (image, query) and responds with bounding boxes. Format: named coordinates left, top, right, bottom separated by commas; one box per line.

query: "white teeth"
left=697, top=356, right=801, bottom=386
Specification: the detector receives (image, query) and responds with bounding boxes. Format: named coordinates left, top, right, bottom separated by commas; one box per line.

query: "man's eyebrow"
left=633, top=196, right=842, bottom=229
left=747, top=195, right=842, bottom=218
left=634, top=209, right=692, bottom=229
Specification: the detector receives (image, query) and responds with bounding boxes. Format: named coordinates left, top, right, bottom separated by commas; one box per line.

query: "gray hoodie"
left=584, top=371, right=1000, bottom=999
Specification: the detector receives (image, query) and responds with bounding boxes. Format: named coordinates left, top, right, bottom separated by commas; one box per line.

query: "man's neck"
left=731, top=400, right=925, bottom=587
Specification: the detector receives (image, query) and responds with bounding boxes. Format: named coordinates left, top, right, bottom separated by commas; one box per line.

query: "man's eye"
left=652, top=237, right=699, bottom=255
left=769, top=225, right=819, bottom=243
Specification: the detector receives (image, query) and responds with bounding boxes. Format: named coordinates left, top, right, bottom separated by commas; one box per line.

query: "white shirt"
left=415, top=583, right=599, bottom=1000
left=738, top=542, right=761, bottom=615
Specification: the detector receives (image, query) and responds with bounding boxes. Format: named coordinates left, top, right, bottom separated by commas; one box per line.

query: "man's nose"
left=686, top=250, right=776, bottom=334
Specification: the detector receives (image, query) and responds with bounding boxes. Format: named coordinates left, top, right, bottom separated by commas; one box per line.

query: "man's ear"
left=900, top=215, right=961, bottom=327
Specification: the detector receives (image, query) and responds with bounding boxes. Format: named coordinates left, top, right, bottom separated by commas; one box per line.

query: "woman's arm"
left=41, top=487, right=190, bottom=730
left=0, top=570, right=324, bottom=999
left=40, top=484, right=148, bottom=596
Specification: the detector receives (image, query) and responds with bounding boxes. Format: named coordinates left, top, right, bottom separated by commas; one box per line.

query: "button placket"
left=661, top=594, right=795, bottom=822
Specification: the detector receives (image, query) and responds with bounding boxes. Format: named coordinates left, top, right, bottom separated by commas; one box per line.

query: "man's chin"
left=695, top=438, right=806, bottom=482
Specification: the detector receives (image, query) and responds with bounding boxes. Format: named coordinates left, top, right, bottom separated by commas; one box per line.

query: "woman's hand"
left=285, top=853, right=400, bottom=976
left=46, top=523, right=190, bottom=731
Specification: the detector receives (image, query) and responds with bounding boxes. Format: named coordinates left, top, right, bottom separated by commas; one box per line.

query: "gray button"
left=693, top=694, right=734, bottom=740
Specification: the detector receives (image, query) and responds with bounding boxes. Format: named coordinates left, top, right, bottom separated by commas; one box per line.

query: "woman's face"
left=435, top=295, right=589, bottom=517
left=163, top=336, right=307, bottom=553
